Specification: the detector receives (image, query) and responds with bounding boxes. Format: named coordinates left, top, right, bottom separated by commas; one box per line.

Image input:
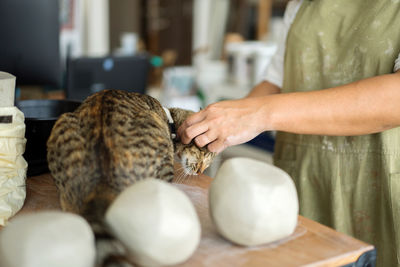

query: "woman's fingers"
left=177, top=111, right=206, bottom=144
left=207, top=138, right=228, bottom=154
left=193, top=129, right=219, bottom=148
left=183, top=122, right=210, bottom=144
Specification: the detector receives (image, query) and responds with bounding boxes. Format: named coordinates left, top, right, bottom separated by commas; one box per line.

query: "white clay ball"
left=105, top=178, right=201, bottom=266
left=209, top=157, right=298, bottom=246
left=0, top=211, right=96, bottom=267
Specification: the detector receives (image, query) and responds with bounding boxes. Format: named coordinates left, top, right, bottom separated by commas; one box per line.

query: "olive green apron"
left=273, top=1, right=400, bottom=266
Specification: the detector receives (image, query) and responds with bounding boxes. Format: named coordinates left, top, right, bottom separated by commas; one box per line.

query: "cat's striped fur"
left=47, top=89, right=215, bottom=266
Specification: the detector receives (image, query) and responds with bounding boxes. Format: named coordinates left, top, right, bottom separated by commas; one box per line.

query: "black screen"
left=66, top=55, right=150, bottom=101
left=0, top=0, right=60, bottom=87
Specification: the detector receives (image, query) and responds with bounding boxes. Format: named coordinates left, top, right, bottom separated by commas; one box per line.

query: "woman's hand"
left=177, top=98, right=269, bottom=153
left=179, top=72, right=400, bottom=151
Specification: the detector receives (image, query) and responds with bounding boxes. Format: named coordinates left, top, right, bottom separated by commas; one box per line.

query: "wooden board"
left=2, top=172, right=374, bottom=266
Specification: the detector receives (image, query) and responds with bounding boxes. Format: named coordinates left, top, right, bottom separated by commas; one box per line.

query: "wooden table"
left=3, top=172, right=375, bottom=267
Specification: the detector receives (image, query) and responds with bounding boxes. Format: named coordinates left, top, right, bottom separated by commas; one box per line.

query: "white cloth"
left=162, top=107, right=174, bottom=125
left=395, top=55, right=400, bottom=72
left=0, top=107, right=27, bottom=226
left=264, top=0, right=400, bottom=88
left=163, top=107, right=177, bottom=140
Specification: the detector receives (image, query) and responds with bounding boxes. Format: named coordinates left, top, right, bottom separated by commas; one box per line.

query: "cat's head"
left=168, top=108, right=216, bottom=175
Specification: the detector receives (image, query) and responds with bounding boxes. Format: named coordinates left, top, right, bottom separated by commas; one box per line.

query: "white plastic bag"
left=0, top=107, right=27, bottom=226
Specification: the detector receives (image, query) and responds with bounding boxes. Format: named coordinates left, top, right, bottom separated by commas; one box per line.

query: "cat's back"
left=47, top=90, right=174, bottom=214
left=92, top=90, right=174, bottom=184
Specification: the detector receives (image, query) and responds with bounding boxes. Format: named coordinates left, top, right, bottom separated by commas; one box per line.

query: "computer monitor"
left=66, top=55, right=150, bottom=101
left=0, top=0, right=61, bottom=87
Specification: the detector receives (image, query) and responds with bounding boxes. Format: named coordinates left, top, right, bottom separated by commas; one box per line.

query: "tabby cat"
left=46, top=89, right=215, bottom=266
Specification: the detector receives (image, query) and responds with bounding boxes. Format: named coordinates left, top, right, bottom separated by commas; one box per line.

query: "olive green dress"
left=273, top=1, right=400, bottom=266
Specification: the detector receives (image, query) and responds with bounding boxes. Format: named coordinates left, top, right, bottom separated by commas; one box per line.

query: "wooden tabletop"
left=3, top=172, right=374, bottom=267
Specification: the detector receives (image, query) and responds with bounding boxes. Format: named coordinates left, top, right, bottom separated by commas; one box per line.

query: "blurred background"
left=0, top=0, right=289, bottom=176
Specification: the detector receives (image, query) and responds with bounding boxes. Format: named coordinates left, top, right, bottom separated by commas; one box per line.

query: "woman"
left=177, top=1, right=400, bottom=266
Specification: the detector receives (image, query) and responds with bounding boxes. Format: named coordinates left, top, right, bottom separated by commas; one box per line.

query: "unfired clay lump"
left=209, top=157, right=298, bottom=246
left=0, top=211, right=96, bottom=267
left=105, top=178, right=201, bottom=266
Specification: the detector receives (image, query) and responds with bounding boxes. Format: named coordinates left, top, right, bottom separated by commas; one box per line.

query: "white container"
left=235, top=44, right=256, bottom=86
left=120, top=32, right=138, bottom=56
left=162, top=66, right=196, bottom=97
left=225, top=41, right=277, bottom=87
left=196, top=60, right=227, bottom=92
left=162, top=66, right=202, bottom=111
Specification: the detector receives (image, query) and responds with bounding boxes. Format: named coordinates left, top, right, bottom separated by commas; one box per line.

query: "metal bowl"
left=17, top=99, right=81, bottom=177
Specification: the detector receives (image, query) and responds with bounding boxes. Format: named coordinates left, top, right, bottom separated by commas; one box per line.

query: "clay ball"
left=0, top=211, right=96, bottom=267
left=209, top=157, right=298, bottom=246
left=105, top=178, right=201, bottom=266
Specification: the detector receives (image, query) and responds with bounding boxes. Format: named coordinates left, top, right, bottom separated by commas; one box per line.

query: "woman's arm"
left=265, top=71, right=400, bottom=136
left=177, top=71, right=400, bottom=153
left=246, top=80, right=281, bottom=98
